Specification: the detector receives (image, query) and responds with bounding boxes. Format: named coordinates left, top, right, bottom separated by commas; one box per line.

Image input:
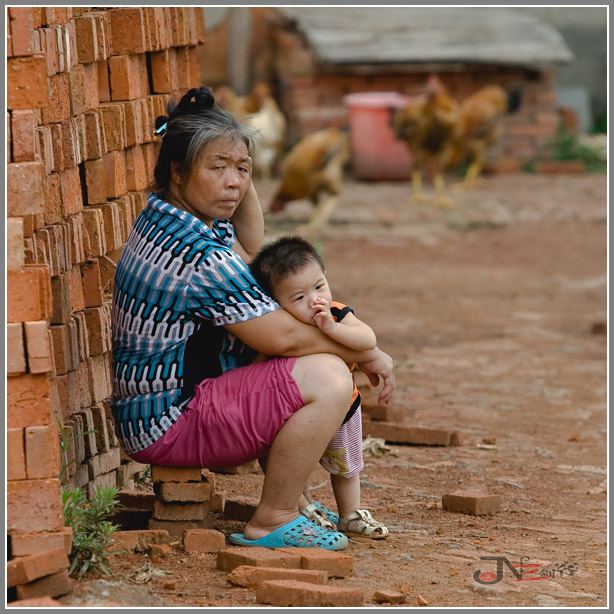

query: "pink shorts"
left=130, top=357, right=304, bottom=469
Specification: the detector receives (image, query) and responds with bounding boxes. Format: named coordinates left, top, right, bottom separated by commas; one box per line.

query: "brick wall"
left=6, top=6, right=206, bottom=601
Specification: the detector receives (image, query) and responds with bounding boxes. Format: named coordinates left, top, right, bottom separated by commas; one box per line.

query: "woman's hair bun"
left=178, top=87, right=215, bottom=113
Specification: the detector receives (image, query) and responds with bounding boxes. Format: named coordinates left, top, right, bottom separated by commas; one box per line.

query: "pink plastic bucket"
left=343, top=92, right=412, bottom=181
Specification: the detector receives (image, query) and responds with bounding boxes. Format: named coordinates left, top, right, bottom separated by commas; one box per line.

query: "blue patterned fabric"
left=110, top=193, right=279, bottom=454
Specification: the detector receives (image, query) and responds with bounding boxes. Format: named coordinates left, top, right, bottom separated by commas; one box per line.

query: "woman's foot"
left=243, top=508, right=300, bottom=541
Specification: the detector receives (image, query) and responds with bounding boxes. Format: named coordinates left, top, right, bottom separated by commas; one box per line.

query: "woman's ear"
left=170, top=161, right=184, bottom=186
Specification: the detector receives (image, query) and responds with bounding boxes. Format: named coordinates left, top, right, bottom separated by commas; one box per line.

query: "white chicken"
left=248, top=94, right=287, bottom=181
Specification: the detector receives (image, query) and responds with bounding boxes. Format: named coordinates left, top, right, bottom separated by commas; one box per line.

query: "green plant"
left=56, top=416, right=98, bottom=481
left=62, top=485, right=122, bottom=579
left=590, top=113, right=607, bottom=134
left=543, top=122, right=606, bottom=172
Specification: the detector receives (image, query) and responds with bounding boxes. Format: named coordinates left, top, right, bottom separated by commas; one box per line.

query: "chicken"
left=391, top=73, right=460, bottom=207
left=268, top=127, right=350, bottom=235
left=443, top=85, right=521, bottom=190
left=246, top=85, right=287, bottom=180
left=214, top=85, right=252, bottom=116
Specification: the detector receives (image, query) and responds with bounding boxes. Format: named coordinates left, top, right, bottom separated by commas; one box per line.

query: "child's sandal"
left=337, top=509, right=389, bottom=540
left=299, top=502, right=337, bottom=531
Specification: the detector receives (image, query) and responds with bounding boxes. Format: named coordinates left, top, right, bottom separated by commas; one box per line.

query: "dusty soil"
left=59, top=172, right=607, bottom=608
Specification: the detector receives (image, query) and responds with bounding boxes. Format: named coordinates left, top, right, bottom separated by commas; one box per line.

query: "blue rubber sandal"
left=229, top=516, right=348, bottom=550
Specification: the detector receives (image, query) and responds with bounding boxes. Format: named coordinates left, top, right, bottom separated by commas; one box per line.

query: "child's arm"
left=312, top=300, right=377, bottom=351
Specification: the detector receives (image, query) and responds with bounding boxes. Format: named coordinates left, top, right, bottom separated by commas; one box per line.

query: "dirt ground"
left=59, top=171, right=607, bottom=608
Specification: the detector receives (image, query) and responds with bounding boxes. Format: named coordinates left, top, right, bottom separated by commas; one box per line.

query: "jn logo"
left=474, top=556, right=578, bottom=584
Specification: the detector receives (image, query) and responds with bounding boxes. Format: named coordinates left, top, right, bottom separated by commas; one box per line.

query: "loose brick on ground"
left=374, top=589, right=407, bottom=604
left=227, top=565, right=328, bottom=588
left=15, top=569, right=72, bottom=600
left=7, top=547, right=69, bottom=587
left=442, top=491, right=502, bottom=516
left=183, top=529, right=226, bottom=553
left=217, top=547, right=302, bottom=572
left=256, top=579, right=364, bottom=607
left=276, top=548, right=354, bottom=577
left=111, top=529, right=169, bottom=553
left=363, top=421, right=462, bottom=446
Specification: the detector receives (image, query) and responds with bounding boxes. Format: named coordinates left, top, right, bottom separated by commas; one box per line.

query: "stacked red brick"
left=6, top=6, right=206, bottom=602
left=149, top=466, right=216, bottom=538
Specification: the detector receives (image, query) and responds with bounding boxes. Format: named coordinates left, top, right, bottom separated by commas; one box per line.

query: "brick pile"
left=6, top=6, right=206, bottom=602
left=149, top=466, right=216, bottom=537
left=218, top=546, right=362, bottom=606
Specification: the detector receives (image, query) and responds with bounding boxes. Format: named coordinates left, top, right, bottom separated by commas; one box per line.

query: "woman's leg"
left=259, top=456, right=313, bottom=509
left=243, top=354, right=353, bottom=540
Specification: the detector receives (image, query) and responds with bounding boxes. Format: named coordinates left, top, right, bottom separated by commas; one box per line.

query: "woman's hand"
left=357, top=348, right=396, bottom=405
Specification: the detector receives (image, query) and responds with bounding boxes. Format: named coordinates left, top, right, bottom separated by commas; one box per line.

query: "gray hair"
left=152, top=87, right=256, bottom=192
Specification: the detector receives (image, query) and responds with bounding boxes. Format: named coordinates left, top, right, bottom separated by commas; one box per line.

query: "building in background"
left=198, top=5, right=606, bottom=141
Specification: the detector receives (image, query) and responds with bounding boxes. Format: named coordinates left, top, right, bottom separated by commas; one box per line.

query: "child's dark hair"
left=250, top=236, right=326, bottom=297
left=152, top=86, right=255, bottom=192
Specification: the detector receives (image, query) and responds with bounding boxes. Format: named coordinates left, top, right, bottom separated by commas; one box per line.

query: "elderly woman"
left=110, top=87, right=395, bottom=550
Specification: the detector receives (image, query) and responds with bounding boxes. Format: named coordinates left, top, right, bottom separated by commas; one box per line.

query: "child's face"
left=273, top=259, right=333, bottom=325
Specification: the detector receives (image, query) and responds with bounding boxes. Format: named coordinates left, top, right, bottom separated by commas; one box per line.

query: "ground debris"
left=362, top=435, right=397, bottom=457
left=126, top=561, right=174, bottom=584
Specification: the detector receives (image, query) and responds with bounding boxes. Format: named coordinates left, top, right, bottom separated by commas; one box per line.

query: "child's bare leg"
left=333, top=473, right=388, bottom=537
left=331, top=473, right=361, bottom=519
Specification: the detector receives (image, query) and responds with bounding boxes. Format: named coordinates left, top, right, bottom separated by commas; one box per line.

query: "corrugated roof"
left=277, top=7, right=574, bottom=67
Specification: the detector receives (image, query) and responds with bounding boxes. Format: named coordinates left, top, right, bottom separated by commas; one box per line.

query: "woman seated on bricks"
left=110, top=86, right=395, bottom=551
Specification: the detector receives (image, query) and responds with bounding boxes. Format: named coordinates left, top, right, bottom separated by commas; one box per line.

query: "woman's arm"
left=225, top=309, right=374, bottom=365
left=230, top=181, right=264, bottom=263
left=225, top=309, right=395, bottom=404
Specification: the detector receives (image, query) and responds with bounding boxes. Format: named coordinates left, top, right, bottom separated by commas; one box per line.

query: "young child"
left=250, top=236, right=389, bottom=539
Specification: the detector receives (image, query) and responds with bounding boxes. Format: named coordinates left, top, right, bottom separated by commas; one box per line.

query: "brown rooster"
left=391, top=74, right=460, bottom=207
left=268, top=127, right=350, bottom=235
left=443, top=85, right=521, bottom=190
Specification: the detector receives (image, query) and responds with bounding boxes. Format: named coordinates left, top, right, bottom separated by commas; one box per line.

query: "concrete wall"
left=501, top=7, right=607, bottom=127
